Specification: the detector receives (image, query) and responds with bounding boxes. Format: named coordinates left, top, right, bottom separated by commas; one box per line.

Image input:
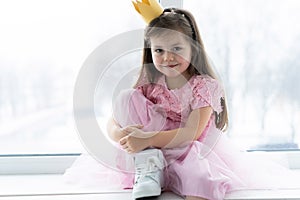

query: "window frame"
left=0, top=151, right=299, bottom=175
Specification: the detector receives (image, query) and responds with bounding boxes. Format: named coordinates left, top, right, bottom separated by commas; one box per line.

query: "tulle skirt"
left=64, top=89, right=300, bottom=200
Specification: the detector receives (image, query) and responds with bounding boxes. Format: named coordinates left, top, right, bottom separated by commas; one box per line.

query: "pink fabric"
left=64, top=74, right=299, bottom=200
left=135, top=75, right=224, bottom=126
left=190, top=75, right=224, bottom=114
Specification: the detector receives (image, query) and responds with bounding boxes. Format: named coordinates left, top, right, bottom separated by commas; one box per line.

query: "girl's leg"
left=185, top=196, right=207, bottom=200
left=113, top=89, right=166, bottom=198
left=113, top=89, right=167, bottom=131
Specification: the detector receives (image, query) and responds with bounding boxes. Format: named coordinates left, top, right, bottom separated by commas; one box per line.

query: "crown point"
left=132, top=1, right=141, bottom=14
left=142, top=0, right=150, bottom=6
left=132, top=0, right=164, bottom=24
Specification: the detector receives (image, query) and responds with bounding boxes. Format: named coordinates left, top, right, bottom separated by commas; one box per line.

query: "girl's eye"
left=173, top=47, right=182, bottom=52
left=154, top=49, right=163, bottom=53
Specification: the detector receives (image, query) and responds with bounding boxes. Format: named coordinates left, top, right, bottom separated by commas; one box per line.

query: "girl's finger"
left=122, top=124, right=143, bottom=131
left=120, top=127, right=130, bottom=133
left=119, top=137, right=126, bottom=145
left=127, top=148, right=133, bottom=154
left=131, top=124, right=144, bottom=129
left=122, top=126, right=134, bottom=133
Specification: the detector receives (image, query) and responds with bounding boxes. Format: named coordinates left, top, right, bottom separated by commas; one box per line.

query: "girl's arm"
left=119, top=106, right=212, bottom=152
left=106, top=117, right=123, bottom=142
left=150, top=106, right=212, bottom=148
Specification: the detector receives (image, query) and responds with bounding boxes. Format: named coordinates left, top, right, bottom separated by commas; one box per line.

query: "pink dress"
left=64, top=74, right=299, bottom=200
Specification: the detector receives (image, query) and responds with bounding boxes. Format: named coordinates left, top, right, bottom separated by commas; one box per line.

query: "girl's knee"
left=112, top=89, right=147, bottom=127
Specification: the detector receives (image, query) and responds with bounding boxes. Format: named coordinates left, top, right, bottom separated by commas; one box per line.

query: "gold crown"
left=132, top=0, right=164, bottom=24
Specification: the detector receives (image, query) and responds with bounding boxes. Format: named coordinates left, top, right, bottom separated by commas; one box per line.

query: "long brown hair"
left=134, top=8, right=228, bottom=131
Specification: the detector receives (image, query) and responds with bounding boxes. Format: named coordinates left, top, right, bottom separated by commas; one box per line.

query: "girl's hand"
left=119, top=124, right=144, bottom=137
left=107, top=118, right=143, bottom=142
left=119, top=126, right=154, bottom=153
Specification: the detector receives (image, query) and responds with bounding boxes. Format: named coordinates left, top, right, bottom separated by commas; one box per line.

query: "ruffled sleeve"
left=190, top=75, right=224, bottom=114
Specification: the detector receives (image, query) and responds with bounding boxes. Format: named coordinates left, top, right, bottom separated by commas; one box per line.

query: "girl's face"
left=150, top=31, right=192, bottom=78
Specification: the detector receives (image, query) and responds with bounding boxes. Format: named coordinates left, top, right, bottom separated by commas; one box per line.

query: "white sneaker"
left=132, top=149, right=164, bottom=199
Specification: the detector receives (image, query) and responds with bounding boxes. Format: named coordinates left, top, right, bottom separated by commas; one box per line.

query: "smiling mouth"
left=164, top=64, right=178, bottom=68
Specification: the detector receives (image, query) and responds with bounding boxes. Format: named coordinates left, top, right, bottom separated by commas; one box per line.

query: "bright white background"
left=0, top=0, right=299, bottom=155
left=0, top=0, right=143, bottom=154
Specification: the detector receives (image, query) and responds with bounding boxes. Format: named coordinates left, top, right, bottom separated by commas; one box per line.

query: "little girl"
left=108, top=7, right=231, bottom=200
left=65, top=3, right=299, bottom=200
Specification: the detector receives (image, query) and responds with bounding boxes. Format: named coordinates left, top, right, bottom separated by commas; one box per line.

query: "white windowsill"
left=1, top=172, right=300, bottom=200
left=0, top=151, right=299, bottom=199
left=1, top=150, right=300, bottom=175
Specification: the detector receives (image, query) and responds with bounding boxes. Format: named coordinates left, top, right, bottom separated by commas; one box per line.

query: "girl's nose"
left=163, top=51, right=174, bottom=62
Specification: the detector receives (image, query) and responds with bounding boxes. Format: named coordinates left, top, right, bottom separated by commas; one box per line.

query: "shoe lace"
left=135, top=156, right=164, bottom=184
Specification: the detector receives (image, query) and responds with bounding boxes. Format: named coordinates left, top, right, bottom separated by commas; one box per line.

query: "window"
left=0, top=0, right=143, bottom=155
left=1, top=0, right=299, bottom=175
left=184, top=0, right=300, bottom=151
